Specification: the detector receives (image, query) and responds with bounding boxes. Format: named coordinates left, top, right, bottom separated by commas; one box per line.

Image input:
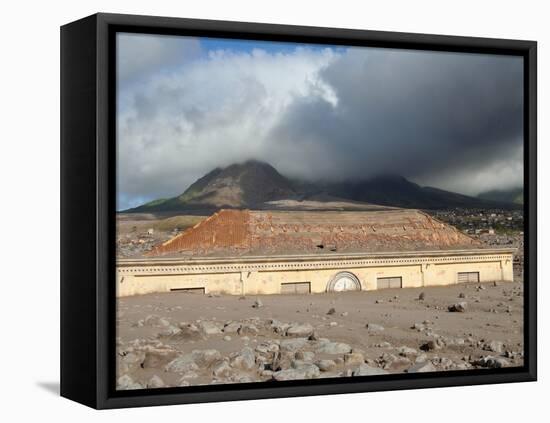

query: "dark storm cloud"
left=267, top=48, right=523, bottom=194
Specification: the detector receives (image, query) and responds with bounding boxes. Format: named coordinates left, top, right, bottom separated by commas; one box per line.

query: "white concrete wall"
left=116, top=251, right=514, bottom=297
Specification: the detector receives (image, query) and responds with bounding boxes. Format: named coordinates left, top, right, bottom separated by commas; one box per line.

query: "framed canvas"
left=60, top=13, right=537, bottom=409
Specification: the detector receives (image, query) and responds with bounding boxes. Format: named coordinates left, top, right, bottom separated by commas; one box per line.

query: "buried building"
left=116, top=209, right=515, bottom=297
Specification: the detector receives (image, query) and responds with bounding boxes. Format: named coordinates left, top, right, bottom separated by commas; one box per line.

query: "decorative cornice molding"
left=117, top=251, right=514, bottom=276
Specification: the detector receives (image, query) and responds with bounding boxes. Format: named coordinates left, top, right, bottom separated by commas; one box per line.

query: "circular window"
left=327, top=271, right=361, bottom=292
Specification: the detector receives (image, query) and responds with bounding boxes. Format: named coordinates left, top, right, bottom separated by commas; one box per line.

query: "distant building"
left=116, top=209, right=514, bottom=297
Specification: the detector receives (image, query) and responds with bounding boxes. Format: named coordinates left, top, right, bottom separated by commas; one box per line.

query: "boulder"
left=475, top=356, right=509, bottom=369
left=141, top=349, right=178, bottom=369
left=230, top=347, right=256, bottom=370
left=212, top=361, right=233, bottom=377
left=117, top=374, right=144, bottom=390
left=366, top=323, right=385, bottom=332
left=199, top=321, right=223, bottom=335
left=222, top=321, right=241, bottom=334
left=165, top=354, right=199, bottom=373
left=352, top=364, right=389, bottom=376
left=295, top=351, right=315, bottom=362
left=316, top=341, right=352, bottom=355
left=286, top=323, right=314, bottom=337
left=420, top=339, right=444, bottom=351
left=398, top=346, right=418, bottom=357
left=344, top=352, right=365, bottom=366
left=291, top=361, right=321, bottom=378
left=176, top=322, right=204, bottom=341
left=192, top=349, right=222, bottom=367
left=280, top=338, right=309, bottom=352
left=448, top=302, right=467, bottom=312
left=238, top=323, right=259, bottom=335
left=272, top=369, right=308, bottom=381
left=147, top=375, right=166, bottom=388
left=406, top=361, right=437, bottom=373
left=483, top=341, right=504, bottom=354
left=316, top=359, right=337, bottom=372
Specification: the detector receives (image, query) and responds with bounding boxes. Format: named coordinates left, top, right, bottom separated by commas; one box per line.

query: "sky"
left=116, top=33, right=524, bottom=211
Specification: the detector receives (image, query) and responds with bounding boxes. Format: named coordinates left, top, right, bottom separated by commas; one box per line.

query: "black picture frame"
left=60, top=12, right=537, bottom=409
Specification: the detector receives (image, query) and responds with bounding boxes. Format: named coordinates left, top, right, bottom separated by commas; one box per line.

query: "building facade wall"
left=116, top=250, right=514, bottom=297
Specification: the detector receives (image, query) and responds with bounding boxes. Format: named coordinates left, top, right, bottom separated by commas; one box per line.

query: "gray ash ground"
left=116, top=280, right=524, bottom=390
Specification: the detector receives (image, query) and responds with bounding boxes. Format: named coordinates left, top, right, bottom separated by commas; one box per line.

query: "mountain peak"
left=125, top=161, right=519, bottom=213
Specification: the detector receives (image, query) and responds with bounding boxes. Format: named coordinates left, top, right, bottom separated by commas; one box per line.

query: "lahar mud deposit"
left=115, top=197, right=524, bottom=390
left=116, top=281, right=524, bottom=390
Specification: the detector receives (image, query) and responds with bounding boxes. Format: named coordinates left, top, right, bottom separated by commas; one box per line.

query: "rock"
left=411, top=323, right=425, bottom=331
left=165, top=353, right=199, bottom=373
left=256, top=341, right=280, bottom=355
left=238, top=323, right=259, bottom=335
left=295, top=351, right=315, bottom=361
left=448, top=302, right=467, bottom=312
left=180, top=371, right=199, bottom=380
left=418, top=292, right=426, bottom=301
left=286, top=323, right=314, bottom=337
left=223, top=321, right=241, bottom=333
left=344, top=352, right=365, bottom=366
left=192, top=349, right=222, bottom=367
left=230, top=347, right=256, bottom=370
left=375, top=299, right=384, bottom=304
left=270, top=319, right=290, bottom=334
left=117, top=374, right=144, bottom=390
left=374, top=341, right=392, bottom=348
left=138, top=314, right=171, bottom=328
left=252, top=299, right=263, bottom=308
left=366, top=323, right=384, bottom=332
left=398, top=346, right=418, bottom=357
left=406, top=361, right=437, bottom=373
left=272, top=369, right=308, bottom=381
left=352, top=364, right=389, bottom=376
left=212, top=361, right=233, bottom=377
left=199, top=321, right=223, bottom=335
left=483, top=341, right=504, bottom=354
left=147, top=375, right=165, bottom=388
left=141, top=349, right=178, bottom=369
left=458, top=292, right=466, bottom=298
left=378, top=353, right=404, bottom=370
left=280, top=338, right=309, bottom=352
left=174, top=322, right=204, bottom=341
left=178, top=380, right=190, bottom=387
left=327, top=308, right=336, bottom=315
left=475, top=356, right=509, bottom=368
left=118, top=351, right=146, bottom=373
left=308, top=331, right=320, bottom=341
left=341, top=312, right=349, bottom=317
left=415, top=353, right=428, bottom=363
left=291, top=361, right=321, bottom=378
left=316, top=341, right=352, bottom=355
left=316, top=359, right=337, bottom=372
left=156, top=325, right=182, bottom=338
left=329, top=321, right=338, bottom=327
left=420, top=339, right=444, bottom=351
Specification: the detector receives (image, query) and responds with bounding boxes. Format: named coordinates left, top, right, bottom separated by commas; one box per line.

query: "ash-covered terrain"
left=116, top=281, right=524, bottom=390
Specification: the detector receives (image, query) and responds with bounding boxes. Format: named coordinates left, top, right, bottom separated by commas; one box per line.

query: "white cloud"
left=117, top=44, right=339, bottom=209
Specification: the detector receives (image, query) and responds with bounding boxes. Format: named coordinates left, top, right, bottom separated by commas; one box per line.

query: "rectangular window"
left=170, top=287, right=205, bottom=294
left=376, top=277, right=403, bottom=289
left=281, top=282, right=311, bottom=294
left=457, top=272, right=480, bottom=283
